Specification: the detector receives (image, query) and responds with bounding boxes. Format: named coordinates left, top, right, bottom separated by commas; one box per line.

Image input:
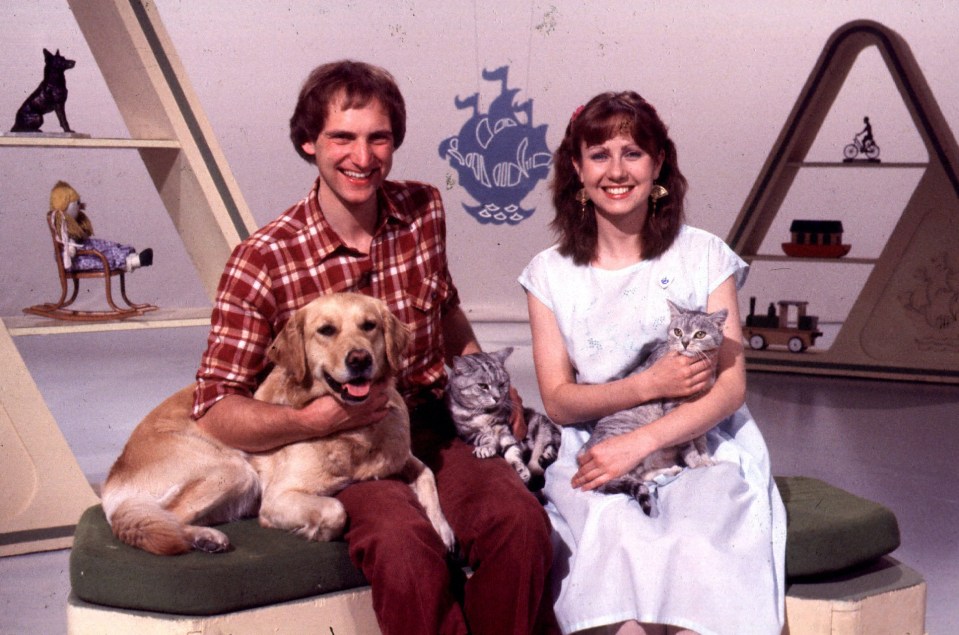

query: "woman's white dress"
left=519, top=225, right=786, bottom=635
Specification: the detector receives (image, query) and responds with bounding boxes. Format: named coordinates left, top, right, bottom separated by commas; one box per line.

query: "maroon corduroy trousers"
left=336, top=409, right=559, bottom=635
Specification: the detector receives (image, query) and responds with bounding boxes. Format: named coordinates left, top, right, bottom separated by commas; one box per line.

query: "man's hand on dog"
left=299, top=380, right=393, bottom=436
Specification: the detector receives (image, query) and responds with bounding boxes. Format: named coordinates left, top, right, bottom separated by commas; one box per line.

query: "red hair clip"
left=570, top=105, right=584, bottom=124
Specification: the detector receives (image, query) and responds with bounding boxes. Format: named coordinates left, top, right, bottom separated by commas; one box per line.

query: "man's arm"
left=441, top=304, right=481, bottom=363
left=196, top=387, right=392, bottom=453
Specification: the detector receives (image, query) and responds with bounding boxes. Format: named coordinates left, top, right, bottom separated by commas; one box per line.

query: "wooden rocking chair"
left=23, top=210, right=158, bottom=321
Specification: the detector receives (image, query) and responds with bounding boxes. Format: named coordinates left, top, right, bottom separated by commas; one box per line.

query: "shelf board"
left=787, top=161, right=929, bottom=169
left=0, top=135, right=180, bottom=149
left=745, top=255, right=878, bottom=265
left=3, top=307, right=210, bottom=336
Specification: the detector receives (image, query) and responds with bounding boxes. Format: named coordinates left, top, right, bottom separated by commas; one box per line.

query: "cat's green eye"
left=673, top=328, right=682, bottom=337
left=694, top=331, right=706, bottom=339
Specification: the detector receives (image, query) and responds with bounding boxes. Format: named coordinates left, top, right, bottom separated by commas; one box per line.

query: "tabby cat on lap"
left=582, top=301, right=727, bottom=515
left=447, top=347, right=561, bottom=488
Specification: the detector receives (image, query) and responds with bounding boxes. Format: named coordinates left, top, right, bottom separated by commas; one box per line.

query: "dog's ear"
left=381, top=304, right=410, bottom=373
left=269, top=310, right=309, bottom=384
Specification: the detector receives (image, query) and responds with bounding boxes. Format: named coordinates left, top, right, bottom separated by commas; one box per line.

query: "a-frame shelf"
left=0, top=136, right=181, bottom=149
left=1, top=0, right=258, bottom=556
left=727, top=20, right=959, bottom=384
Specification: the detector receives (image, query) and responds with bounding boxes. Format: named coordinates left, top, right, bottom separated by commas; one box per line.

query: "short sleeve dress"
left=519, top=225, right=786, bottom=635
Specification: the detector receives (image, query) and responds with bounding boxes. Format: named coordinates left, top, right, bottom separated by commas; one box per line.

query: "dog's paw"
left=473, top=446, right=497, bottom=459
left=259, top=496, right=347, bottom=542
left=434, top=518, right=457, bottom=553
left=187, top=526, right=231, bottom=553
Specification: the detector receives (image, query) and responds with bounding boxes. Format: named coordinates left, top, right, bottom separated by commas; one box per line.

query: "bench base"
left=68, top=557, right=925, bottom=635
left=67, top=586, right=378, bottom=635
left=784, top=557, right=926, bottom=635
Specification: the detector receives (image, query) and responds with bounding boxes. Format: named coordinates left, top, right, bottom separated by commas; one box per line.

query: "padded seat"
left=775, top=476, right=901, bottom=578
left=70, top=476, right=902, bottom=616
left=70, top=506, right=366, bottom=616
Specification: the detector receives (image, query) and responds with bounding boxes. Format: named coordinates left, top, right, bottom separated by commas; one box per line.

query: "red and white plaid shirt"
left=193, top=179, right=460, bottom=418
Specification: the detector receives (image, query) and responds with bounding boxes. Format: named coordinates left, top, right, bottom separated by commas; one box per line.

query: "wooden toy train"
left=743, top=297, right=823, bottom=353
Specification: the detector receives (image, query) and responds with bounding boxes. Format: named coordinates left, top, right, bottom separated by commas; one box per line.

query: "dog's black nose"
left=346, top=349, right=372, bottom=373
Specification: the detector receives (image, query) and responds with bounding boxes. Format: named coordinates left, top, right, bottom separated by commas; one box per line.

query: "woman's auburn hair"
left=550, top=91, right=688, bottom=265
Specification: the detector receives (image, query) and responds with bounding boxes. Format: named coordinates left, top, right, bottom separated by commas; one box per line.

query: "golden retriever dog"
left=101, top=292, right=455, bottom=555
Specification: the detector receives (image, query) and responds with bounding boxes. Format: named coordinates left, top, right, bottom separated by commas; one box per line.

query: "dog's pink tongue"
left=346, top=381, right=371, bottom=399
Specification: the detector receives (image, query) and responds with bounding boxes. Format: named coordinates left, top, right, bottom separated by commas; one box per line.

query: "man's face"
left=301, top=96, right=395, bottom=216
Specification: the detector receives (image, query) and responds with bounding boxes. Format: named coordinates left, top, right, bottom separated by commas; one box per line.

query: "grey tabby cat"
left=582, top=301, right=728, bottom=516
left=447, top=347, right=561, bottom=487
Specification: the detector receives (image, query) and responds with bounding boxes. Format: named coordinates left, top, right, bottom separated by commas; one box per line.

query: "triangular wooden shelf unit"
left=727, top=20, right=959, bottom=384
left=1, top=0, right=257, bottom=556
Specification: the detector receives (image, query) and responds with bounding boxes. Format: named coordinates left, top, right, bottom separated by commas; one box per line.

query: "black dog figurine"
left=11, top=49, right=76, bottom=133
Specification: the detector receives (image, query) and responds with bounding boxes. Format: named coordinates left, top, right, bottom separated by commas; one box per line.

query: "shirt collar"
left=305, top=179, right=414, bottom=260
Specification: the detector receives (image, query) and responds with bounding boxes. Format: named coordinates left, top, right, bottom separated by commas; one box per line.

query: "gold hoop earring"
left=576, top=188, right=590, bottom=218
left=649, top=184, right=668, bottom=215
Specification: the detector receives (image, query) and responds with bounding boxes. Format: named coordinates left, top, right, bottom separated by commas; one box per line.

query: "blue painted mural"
left=439, top=66, right=552, bottom=225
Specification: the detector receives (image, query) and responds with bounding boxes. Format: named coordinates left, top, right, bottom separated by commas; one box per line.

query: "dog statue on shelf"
left=50, top=181, right=153, bottom=272
left=11, top=49, right=76, bottom=133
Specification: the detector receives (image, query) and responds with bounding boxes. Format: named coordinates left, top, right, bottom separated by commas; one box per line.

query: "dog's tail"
left=105, top=496, right=192, bottom=556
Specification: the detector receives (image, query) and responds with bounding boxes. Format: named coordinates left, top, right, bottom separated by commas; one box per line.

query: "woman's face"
left=573, top=131, right=662, bottom=219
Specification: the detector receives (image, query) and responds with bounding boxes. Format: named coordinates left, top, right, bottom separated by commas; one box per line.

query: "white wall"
left=2, top=1, right=957, bottom=323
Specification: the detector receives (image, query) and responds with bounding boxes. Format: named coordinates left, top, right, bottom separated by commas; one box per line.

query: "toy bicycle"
left=843, top=135, right=880, bottom=161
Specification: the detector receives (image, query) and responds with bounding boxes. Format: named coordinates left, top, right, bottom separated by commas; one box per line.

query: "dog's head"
left=268, top=293, right=410, bottom=403
left=44, top=48, right=76, bottom=72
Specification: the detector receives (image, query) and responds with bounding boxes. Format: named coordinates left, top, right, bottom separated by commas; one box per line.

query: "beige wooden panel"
left=67, top=0, right=257, bottom=300
left=0, top=326, right=99, bottom=556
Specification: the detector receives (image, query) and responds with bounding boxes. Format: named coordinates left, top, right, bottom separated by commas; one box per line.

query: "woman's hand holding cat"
left=644, top=351, right=715, bottom=401
left=572, top=431, right=654, bottom=491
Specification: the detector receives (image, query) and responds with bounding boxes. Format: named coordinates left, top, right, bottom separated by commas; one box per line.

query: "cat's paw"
left=514, top=463, right=531, bottom=483
left=540, top=446, right=558, bottom=464
left=473, top=446, right=497, bottom=459
left=685, top=454, right=716, bottom=469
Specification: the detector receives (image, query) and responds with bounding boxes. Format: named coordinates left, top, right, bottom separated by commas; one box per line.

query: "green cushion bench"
left=70, top=505, right=367, bottom=616
left=66, top=476, right=914, bottom=633
left=774, top=475, right=901, bottom=579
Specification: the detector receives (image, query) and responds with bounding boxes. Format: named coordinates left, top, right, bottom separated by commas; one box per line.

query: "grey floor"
left=2, top=323, right=957, bottom=634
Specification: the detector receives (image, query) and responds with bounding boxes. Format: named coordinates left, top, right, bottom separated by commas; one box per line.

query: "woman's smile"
left=574, top=132, right=662, bottom=216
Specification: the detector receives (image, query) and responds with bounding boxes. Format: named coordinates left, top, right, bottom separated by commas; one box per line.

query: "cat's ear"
left=451, top=355, right=469, bottom=373
left=710, top=308, right=729, bottom=329
left=494, top=347, right=514, bottom=363
left=666, top=300, right=684, bottom=317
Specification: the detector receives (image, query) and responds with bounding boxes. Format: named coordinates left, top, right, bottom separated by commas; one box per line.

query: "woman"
left=519, top=92, right=786, bottom=635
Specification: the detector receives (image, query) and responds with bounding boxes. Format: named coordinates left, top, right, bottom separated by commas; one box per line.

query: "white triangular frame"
left=727, top=20, right=959, bottom=383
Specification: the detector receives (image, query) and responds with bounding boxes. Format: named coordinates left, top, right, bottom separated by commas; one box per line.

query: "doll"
left=49, top=181, right=153, bottom=272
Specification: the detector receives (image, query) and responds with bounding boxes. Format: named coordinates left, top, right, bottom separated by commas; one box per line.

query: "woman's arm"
left=527, top=291, right=715, bottom=426
left=572, top=275, right=746, bottom=489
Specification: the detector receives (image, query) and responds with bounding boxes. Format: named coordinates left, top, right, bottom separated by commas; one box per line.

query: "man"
left=191, top=59, right=556, bottom=635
